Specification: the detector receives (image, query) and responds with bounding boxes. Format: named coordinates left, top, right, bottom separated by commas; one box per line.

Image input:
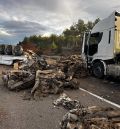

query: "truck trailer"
left=82, top=11, right=120, bottom=78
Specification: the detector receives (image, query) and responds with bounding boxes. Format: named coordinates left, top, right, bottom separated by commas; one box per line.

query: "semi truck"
left=82, top=11, right=120, bottom=78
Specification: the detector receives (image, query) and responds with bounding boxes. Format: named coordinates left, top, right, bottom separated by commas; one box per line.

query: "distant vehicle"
left=0, top=44, right=26, bottom=65
left=82, top=11, right=120, bottom=78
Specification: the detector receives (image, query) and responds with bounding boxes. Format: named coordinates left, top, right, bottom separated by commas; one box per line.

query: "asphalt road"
left=0, top=75, right=119, bottom=129
left=78, top=77, right=120, bottom=105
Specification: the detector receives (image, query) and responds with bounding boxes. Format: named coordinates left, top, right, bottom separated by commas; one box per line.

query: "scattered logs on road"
left=60, top=106, right=120, bottom=129
left=2, top=51, right=47, bottom=91
left=1, top=54, right=120, bottom=129
left=24, top=89, right=120, bottom=129
left=31, top=55, right=88, bottom=98
left=2, top=54, right=88, bottom=97
left=53, top=94, right=120, bottom=129
left=53, top=93, right=80, bottom=110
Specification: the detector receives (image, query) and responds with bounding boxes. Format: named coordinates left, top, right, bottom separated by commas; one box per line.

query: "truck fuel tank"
left=107, top=64, right=120, bottom=77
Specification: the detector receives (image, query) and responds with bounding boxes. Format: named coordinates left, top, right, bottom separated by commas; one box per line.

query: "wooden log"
left=114, top=123, right=120, bottom=128
left=8, top=75, right=35, bottom=91
left=112, top=117, right=120, bottom=123
left=86, top=106, right=113, bottom=114
left=107, top=111, right=120, bottom=118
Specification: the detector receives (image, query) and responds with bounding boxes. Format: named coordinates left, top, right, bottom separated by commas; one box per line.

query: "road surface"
left=0, top=71, right=119, bottom=129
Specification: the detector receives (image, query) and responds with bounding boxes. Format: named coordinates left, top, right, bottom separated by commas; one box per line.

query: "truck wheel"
left=92, top=62, right=104, bottom=79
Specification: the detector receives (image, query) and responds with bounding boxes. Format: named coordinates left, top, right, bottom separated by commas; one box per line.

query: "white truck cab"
left=82, top=11, right=120, bottom=78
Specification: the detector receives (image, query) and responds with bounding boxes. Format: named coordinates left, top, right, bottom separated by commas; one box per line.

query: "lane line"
left=79, top=88, right=120, bottom=109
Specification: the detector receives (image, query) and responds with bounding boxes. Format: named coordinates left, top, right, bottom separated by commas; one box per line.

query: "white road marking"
left=79, top=88, right=120, bottom=109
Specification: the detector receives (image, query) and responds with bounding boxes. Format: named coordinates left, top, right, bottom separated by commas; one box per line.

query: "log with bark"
left=57, top=55, right=88, bottom=79
left=2, top=70, right=35, bottom=91
left=60, top=106, right=120, bottom=129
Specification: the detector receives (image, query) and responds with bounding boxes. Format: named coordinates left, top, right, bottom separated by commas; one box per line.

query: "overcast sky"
left=0, top=0, right=120, bottom=44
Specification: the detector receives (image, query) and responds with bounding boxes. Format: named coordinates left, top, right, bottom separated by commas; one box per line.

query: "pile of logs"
left=57, top=55, right=88, bottom=79
left=2, top=54, right=88, bottom=96
left=60, top=106, right=120, bottom=129
left=2, top=51, right=47, bottom=91
left=54, top=94, right=120, bottom=129
left=31, top=69, right=65, bottom=96
left=31, top=69, right=79, bottom=98
left=2, top=70, right=35, bottom=91
left=20, top=54, right=87, bottom=97
left=19, top=50, right=47, bottom=73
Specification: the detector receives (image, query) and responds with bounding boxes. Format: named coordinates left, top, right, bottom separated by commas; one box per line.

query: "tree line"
left=19, top=18, right=100, bottom=54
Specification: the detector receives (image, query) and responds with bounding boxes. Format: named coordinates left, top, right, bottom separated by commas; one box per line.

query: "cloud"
left=76, top=0, right=120, bottom=19
left=0, top=0, right=120, bottom=43
left=2, top=20, right=48, bottom=34
left=0, top=20, right=55, bottom=43
left=0, top=28, right=11, bottom=36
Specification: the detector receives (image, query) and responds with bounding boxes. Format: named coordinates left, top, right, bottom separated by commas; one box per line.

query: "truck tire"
left=92, top=61, right=104, bottom=79
left=0, top=44, right=5, bottom=54
left=13, top=45, right=23, bottom=56
left=5, top=45, right=12, bottom=55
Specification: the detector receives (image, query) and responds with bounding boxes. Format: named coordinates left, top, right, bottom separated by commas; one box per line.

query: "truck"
left=0, top=44, right=27, bottom=65
left=82, top=11, right=120, bottom=78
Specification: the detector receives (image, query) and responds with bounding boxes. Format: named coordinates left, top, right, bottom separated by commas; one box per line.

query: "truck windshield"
left=88, top=32, right=103, bottom=56
left=89, top=32, right=103, bottom=45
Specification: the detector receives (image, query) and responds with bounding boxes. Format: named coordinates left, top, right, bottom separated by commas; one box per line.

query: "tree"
left=51, top=41, right=58, bottom=49
left=63, top=29, right=71, bottom=36
left=20, top=17, right=100, bottom=54
left=86, top=21, right=93, bottom=31
left=75, top=19, right=86, bottom=35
